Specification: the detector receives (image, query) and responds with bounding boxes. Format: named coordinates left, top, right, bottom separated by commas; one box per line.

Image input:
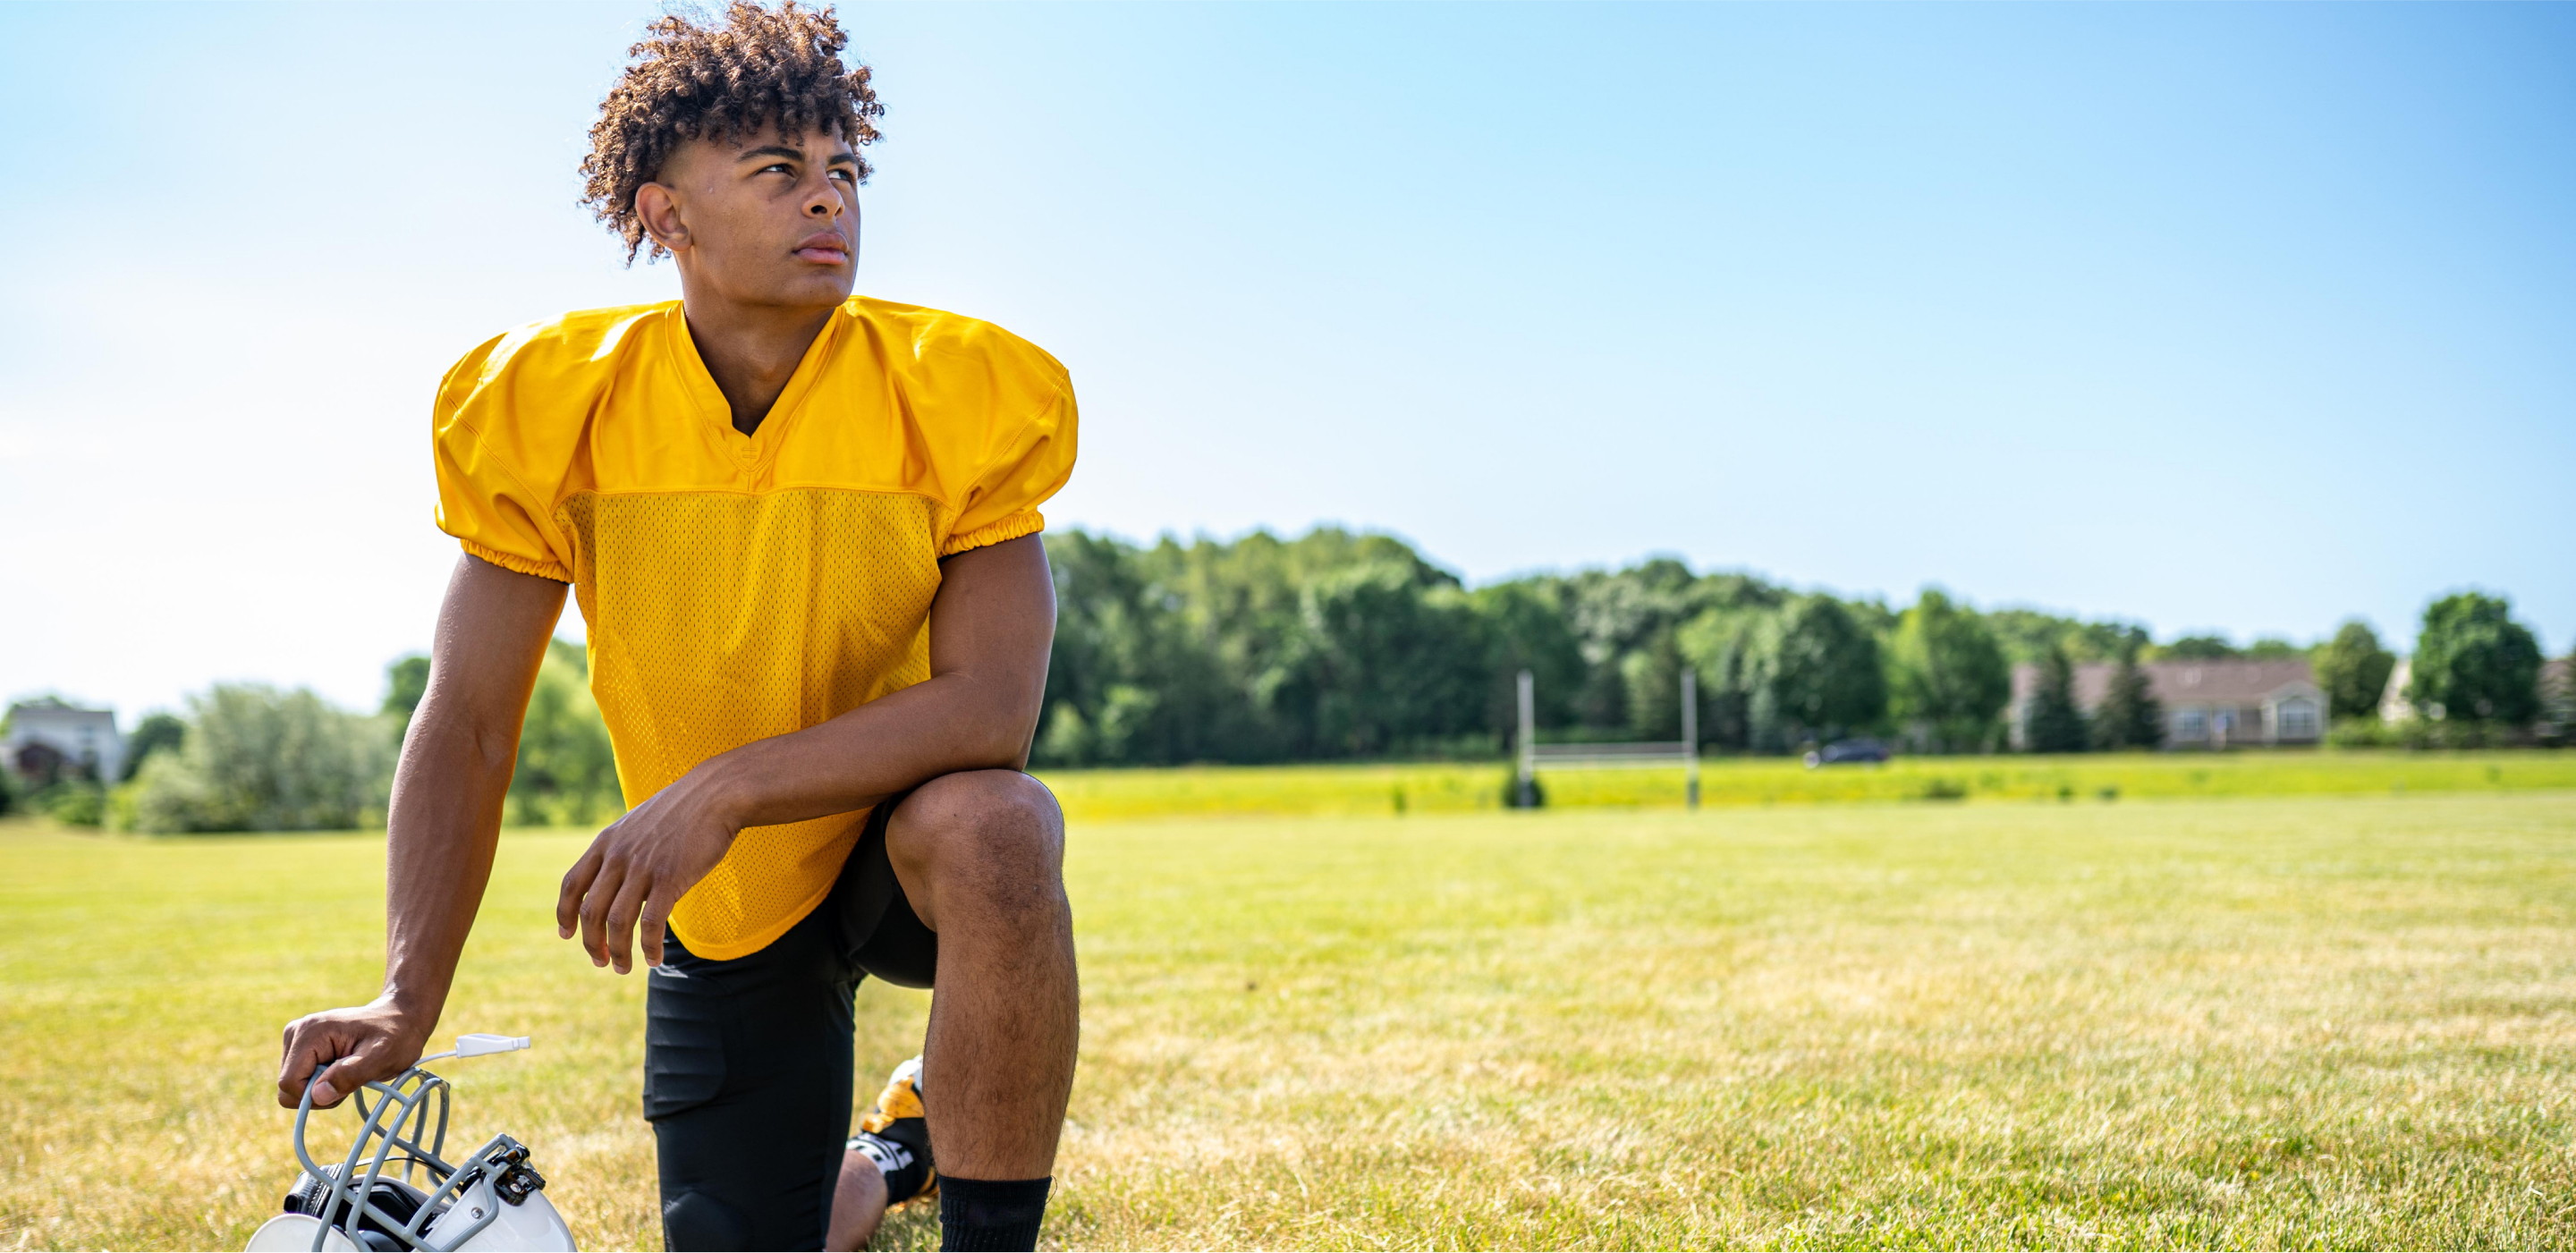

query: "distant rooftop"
left=2013, top=658, right=2317, bottom=707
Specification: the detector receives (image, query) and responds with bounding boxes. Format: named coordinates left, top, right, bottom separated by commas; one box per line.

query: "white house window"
left=2177, top=708, right=2207, bottom=740
left=2279, top=704, right=2318, bottom=739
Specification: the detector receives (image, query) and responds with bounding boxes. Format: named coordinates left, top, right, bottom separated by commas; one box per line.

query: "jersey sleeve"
left=430, top=335, right=576, bottom=583
left=942, top=380, right=1077, bottom=557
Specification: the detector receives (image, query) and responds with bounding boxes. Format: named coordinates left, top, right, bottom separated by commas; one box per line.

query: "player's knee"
left=901, top=770, right=1065, bottom=907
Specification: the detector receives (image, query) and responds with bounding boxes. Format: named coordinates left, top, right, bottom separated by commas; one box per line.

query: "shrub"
left=106, top=781, right=143, bottom=831
left=2330, top=716, right=2529, bottom=751
left=2409, top=719, right=2526, bottom=749
left=125, top=684, right=394, bottom=833
left=34, top=781, right=105, bottom=827
left=2326, top=717, right=2396, bottom=749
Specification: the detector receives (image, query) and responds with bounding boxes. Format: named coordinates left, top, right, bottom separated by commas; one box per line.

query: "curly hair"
left=581, top=1, right=884, bottom=263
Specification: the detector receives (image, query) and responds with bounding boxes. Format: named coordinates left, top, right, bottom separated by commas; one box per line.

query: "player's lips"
left=793, top=232, right=851, bottom=264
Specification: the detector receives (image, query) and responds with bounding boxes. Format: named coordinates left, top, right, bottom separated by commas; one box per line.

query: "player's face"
left=650, top=125, right=861, bottom=309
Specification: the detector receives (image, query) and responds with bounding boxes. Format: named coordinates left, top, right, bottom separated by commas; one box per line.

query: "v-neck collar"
left=665, top=301, right=843, bottom=473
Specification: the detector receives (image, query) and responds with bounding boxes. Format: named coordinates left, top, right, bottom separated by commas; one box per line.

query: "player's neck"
left=679, top=293, right=839, bottom=437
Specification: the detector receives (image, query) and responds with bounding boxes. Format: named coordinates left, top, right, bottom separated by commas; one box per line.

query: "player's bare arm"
left=557, top=531, right=1057, bottom=975
left=275, top=554, right=565, bottom=1110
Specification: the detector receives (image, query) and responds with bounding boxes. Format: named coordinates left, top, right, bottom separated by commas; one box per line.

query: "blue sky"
left=3, top=2, right=2570, bottom=721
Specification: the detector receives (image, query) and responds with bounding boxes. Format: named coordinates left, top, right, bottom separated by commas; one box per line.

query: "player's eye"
left=828, top=168, right=855, bottom=184
left=760, top=162, right=795, bottom=176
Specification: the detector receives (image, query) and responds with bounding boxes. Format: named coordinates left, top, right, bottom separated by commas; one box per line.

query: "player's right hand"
left=276, top=998, right=431, bottom=1110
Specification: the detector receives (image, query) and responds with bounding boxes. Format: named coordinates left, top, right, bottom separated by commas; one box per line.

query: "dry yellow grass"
left=6, top=792, right=2576, bottom=1249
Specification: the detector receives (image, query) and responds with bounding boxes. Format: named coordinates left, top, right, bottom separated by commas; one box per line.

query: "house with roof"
left=4, top=698, right=124, bottom=784
left=2009, top=659, right=2325, bottom=749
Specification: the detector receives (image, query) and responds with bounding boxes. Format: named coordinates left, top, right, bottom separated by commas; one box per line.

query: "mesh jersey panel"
left=562, top=488, right=943, bottom=959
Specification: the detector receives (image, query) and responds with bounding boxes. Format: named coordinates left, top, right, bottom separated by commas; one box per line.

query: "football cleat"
left=848, top=1054, right=936, bottom=1205
left=245, top=1034, right=576, bottom=1252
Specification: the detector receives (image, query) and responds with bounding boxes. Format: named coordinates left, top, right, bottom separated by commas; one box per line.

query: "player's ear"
left=635, top=182, right=691, bottom=254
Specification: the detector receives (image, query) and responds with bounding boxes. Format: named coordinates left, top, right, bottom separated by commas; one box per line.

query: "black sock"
left=847, top=1127, right=934, bottom=1204
left=937, top=1175, right=1050, bottom=1252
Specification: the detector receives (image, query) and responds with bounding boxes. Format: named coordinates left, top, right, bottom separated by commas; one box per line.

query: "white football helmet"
left=245, top=1034, right=577, bottom=1252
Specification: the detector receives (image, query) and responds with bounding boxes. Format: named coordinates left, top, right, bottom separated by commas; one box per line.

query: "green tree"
left=2023, top=646, right=2089, bottom=753
left=1040, top=530, right=1174, bottom=766
left=383, top=654, right=431, bottom=742
left=2089, top=631, right=2164, bottom=750
left=2157, top=635, right=2239, bottom=661
left=2314, top=620, right=2397, bottom=721
left=1468, top=581, right=1585, bottom=748
left=1040, top=529, right=1250, bottom=765
left=1675, top=606, right=1770, bottom=751
left=1279, top=565, right=1492, bottom=757
left=1983, top=609, right=2138, bottom=665
left=1886, top=588, right=2010, bottom=753
left=127, top=685, right=394, bottom=832
left=1114, top=525, right=1473, bottom=763
left=1545, top=559, right=1783, bottom=737
left=1622, top=628, right=1686, bottom=741
left=507, top=639, right=623, bottom=825
left=1750, top=596, right=1886, bottom=748
left=121, top=712, right=187, bottom=782
left=2410, top=592, right=2543, bottom=725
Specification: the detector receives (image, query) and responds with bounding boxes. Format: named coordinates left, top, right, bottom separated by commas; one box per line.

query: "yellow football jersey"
left=431, top=296, right=1075, bottom=959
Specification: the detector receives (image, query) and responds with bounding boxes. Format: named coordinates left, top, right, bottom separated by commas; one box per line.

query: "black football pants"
left=644, top=797, right=937, bottom=1251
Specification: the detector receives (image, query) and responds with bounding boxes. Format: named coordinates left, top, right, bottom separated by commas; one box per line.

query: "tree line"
left=1036, top=527, right=2565, bottom=765
left=7, top=526, right=2564, bottom=831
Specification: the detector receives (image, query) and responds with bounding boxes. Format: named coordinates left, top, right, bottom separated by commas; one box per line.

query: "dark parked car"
left=1804, top=738, right=1892, bottom=767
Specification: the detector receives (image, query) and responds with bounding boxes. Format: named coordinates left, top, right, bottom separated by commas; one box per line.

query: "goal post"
left=1682, top=667, right=1699, bottom=809
left=1516, top=669, right=1538, bottom=809
left=1515, top=667, right=1701, bottom=810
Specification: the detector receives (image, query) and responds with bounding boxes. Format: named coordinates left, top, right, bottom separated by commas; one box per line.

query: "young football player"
left=274, top=4, right=1078, bottom=1249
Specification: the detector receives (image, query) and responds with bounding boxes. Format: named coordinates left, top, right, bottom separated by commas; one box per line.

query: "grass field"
left=1036, top=749, right=2576, bottom=820
left=8, top=790, right=2576, bottom=1249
